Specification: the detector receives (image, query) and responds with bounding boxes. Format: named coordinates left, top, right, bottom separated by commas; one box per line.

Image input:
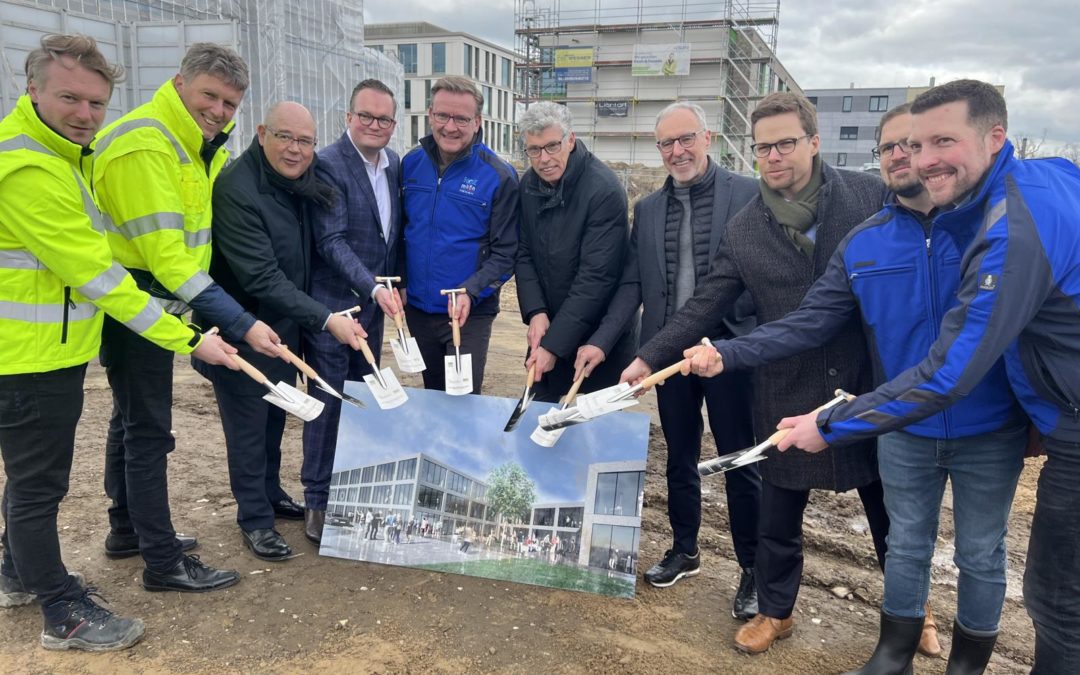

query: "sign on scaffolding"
left=631, top=43, right=691, bottom=77
left=596, top=100, right=630, bottom=117
left=554, top=47, right=594, bottom=83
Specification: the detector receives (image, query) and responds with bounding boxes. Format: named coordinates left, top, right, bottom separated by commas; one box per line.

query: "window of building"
left=398, top=43, right=417, bottom=75
left=331, top=472, right=342, bottom=486
left=483, top=85, right=493, bottom=117
left=346, top=487, right=358, bottom=502
left=403, top=81, right=411, bottom=111
left=842, top=95, right=853, bottom=113
left=375, top=462, right=395, bottom=482
left=839, top=126, right=859, bottom=140
left=393, top=483, right=413, bottom=505
left=469, top=502, right=485, bottom=520
left=360, top=466, right=374, bottom=483
left=417, top=485, right=443, bottom=510
left=425, top=79, right=432, bottom=109
left=533, top=508, right=555, bottom=527
left=463, top=44, right=472, bottom=76
left=837, top=152, right=848, bottom=166
left=445, top=494, right=469, bottom=516
left=431, top=42, right=446, bottom=74
left=358, top=486, right=371, bottom=503
left=396, top=458, right=417, bottom=481
left=349, top=468, right=361, bottom=484
left=593, top=471, right=644, bottom=517
left=869, top=95, right=889, bottom=112
left=807, top=96, right=818, bottom=106
left=372, top=485, right=392, bottom=504
left=420, top=459, right=445, bottom=486
left=447, top=471, right=469, bottom=494
left=588, top=524, right=639, bottom=574
left=502, top=57, right=511, bottom=87
left=559, top=507, right=583, bottom=528
left=410, top=116, right=418, bottom=145
left=503, top=125, right=510, bottom=154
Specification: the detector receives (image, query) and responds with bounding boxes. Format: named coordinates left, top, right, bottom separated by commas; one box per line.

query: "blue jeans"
left=877, top=425, right=1025, bottom=631
left=1025, top=438, right=1080, bottom=674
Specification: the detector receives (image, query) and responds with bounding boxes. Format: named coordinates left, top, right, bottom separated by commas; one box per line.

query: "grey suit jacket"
left=309, top=131, right=402, bottom=331
left=588, top=161, right=758, bottom=354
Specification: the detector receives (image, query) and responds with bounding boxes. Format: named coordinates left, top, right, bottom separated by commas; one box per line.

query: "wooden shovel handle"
left=230, top=354, right=268, bottom=385
left=440, top=288, right=467, bottom=347
left=525, top=363, right=536, bottom=387
left=563, top=373, right=586, bottom=406
left=762, top=389, right=856, bottom=448
left=392, top=306, right=406, bottom=332
left=638, top=338, right=715, bottom=391
left=375, top=276, right=401, bottom=284
left=276, top=344, right=321, bottom=382
left=357, top=338, right=378, bottom=366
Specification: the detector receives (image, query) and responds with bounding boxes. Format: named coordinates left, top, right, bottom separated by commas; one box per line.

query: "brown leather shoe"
left=304, top=509, right=325, bottom=545
left=918, top=600, right=942, bottom=657
left=734, top=613, right=794, bottom=654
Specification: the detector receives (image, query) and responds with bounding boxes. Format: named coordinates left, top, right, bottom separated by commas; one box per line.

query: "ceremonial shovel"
left=357, top=338, right=408, bottom=409
left=538, top=338, right=713, bottom=431
left=529, top=372, right=585, bottom=447
left=229, top=354, right=324, bottom=421
left=697, top=389, right=856, bottom=477
left=375, top=276, right=425, bottom=373
left=274, top=344, right=365, bottom=410
left=502, top=364, right=537, bottom=432
left=440, top=288, right=473, bottom=396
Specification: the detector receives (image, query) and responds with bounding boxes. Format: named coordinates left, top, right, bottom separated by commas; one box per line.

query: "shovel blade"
left=444, top=353, right=473, bottom=396
left=537, top=406, right=585, bottom=431
left=264, top=382, right=324, bottom=421
left=529, top=423, right=566, bottom=447
left=315, top=383, right=366, bottom=409
left=698, top=443, right=770, bottom=477
left=391, top=337, right=426, bottom=373
left=363, top=368, right=408, bottom=409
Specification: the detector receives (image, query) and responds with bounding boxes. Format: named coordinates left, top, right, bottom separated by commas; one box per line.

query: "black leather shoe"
left=104, top=532, right=198, bottom=559
left=241, top=528, right=294, bottom=561
left=142, top=555, right=239, bottom=593
left=304, top=509, right=325, bottom=544
left=643, top=549, right=700, bottom=588
left=732, top=567, right=759, bottom=620
left=272, top=496, right=305, bottom=520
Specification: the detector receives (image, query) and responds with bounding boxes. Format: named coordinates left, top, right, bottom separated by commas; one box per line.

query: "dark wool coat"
left=639, top=163, right=889, bottom=491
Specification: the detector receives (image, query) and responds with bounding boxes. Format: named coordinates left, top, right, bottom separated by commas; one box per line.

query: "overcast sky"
left=365, top=0, right=1079, bottom=149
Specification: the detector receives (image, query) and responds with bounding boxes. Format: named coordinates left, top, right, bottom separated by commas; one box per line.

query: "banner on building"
left=596, top=100, right=630, bottom=117
left=631, top=43, right=691, bottom=77
left=554, top=47, right=594, bottom=84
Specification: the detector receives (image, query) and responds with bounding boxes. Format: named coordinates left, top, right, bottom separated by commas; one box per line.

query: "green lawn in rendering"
left=415, top=557, right=635, bottom=598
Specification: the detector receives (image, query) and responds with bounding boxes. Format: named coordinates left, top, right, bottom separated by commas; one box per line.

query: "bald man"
left=194, top=102, right=365, bottom=560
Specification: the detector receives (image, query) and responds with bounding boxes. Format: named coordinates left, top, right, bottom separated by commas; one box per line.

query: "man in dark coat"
left=195, top=102, right=365, bottom=561
left=303, top=80, right=403, bottom=543
left=623, top=92, right=890, bottom=654
left=578, top=102, right=762, bottom=621
left=515, top=101, right=635, bottom=400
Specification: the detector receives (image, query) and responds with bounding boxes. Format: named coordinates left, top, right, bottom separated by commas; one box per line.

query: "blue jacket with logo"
left=717, top=192, right=1024, bottom=439
left=815, top=141, right=1080, bottom=444
left=401, top=133, right=518, bottom=315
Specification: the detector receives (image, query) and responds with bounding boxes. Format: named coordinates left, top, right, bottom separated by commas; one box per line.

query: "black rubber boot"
left=944, top=620, right=997, bottom=675
left=843, top=611, right=922, bottom=675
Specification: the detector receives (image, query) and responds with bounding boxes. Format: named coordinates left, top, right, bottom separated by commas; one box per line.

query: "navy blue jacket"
left=817, top=141, right=1080, bottom=444
left=401, top=132, right=518, bottom=315
left=309, top=131, right=402, bottom=332
left=717, top=194, right=1024, bottom=439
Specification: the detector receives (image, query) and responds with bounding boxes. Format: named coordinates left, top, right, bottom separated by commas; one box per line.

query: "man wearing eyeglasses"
left=303, top=79, right=403, bottom=543
left=513, top=101, right=635, bottom=402
left=94, top=43, right=284, bottom=593
left=401, top=75, right=519, bottom=393
left=623, top=92, right=889, bottom=654
left=195, top=101, right=366, bottom=560
left=576, top=101, right=762, bottom=620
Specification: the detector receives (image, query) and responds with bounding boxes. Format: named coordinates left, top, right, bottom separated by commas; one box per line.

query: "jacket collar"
left=151, top=80, right=235, bottom=167
left=12, top=94, right=90, bottom=166
left=418, top=126, right=486, bottom=169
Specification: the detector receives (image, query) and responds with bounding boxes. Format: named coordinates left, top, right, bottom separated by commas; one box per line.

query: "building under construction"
left=515, top=0, right=799, bottom=172
left=0, top=0, right=404, bottom=154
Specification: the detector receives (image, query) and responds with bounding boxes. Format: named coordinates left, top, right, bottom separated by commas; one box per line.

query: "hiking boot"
left=643, top=549, right=700, bottom=588
left=40, top=587, right=144, bottom=652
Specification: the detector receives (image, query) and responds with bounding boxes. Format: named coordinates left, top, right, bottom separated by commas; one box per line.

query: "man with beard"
left=622, top=92, right=890, bottom=654
left=195, top=102, right=365, bottom=560
left=684, top=102, right=1027, bottom=671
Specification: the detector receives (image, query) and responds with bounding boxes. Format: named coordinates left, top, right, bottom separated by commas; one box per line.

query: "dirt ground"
left=0, top=282, right=1041, bottom=674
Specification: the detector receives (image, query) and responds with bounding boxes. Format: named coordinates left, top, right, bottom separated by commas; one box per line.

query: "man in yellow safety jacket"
left=92, top=43, right=284, bottom=593
left=0, top=34, right=237, bottom=652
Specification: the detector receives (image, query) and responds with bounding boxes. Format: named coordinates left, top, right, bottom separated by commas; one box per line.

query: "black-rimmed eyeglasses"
left=266, top=127, right=317, bottom=150
left=872, top=140, right=911, bottom=160
left=350, top=111, right=395, bottom=129
left=524, top=138, right=566, bottom=158
left=750, top=134, right=812, bottom=158
left=656, top=130, right=704, bottom=154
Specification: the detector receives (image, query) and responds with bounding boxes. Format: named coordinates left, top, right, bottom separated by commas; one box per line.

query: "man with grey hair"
left=577, top=101, right=761, bottom=619
left=401, top=75, right=518, bottom=393
left=94, top=42, right=282, bottom=592
left=515, top=101, right=635, bottom=400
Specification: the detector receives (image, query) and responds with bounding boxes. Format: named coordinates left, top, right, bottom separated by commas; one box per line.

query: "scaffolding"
left=1, top=0, right=405, bottom=154
left=514, top=0, right=797, bottom=172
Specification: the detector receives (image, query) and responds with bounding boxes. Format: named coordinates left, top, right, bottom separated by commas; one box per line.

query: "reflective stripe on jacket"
left=0, top=95, right=198, bottom=375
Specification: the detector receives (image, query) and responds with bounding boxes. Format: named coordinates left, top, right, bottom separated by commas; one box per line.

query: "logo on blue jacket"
left=459, top=177, right=478, bottom=196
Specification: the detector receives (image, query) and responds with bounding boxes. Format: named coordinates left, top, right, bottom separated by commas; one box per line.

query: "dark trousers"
left=656, top=370, right=761, bottom=567
left=405, top=305, right=494, bottom=393
left=301, top=319, right=382, bottom=511
left=210, top=380, right=289, bottom=531
left=756, top=478, right=889, bottom=618
left=1025, top=438, right=1080, bottom=674
left=531, top=330, right=637, bottom=404
left=100, top=314, right=181, bottom=572
left=0, top=365, right=85, bottom=605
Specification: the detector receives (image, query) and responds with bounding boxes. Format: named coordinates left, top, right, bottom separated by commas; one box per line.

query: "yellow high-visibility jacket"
left=93, top=80, right=233, bottom=312
left=0, top=95, right=200, bottom=375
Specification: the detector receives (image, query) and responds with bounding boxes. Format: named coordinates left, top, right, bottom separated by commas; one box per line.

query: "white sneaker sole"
left=646, top=566, right=700, bottom=588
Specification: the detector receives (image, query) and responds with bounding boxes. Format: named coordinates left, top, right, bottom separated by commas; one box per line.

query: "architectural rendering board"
left=320, top=384, right=650, bottom=599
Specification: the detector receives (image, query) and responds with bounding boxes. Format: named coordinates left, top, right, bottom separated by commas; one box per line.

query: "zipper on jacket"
left=61, top=286, right=74, bottom=344
left=923, top=232, right=951, bottom=436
